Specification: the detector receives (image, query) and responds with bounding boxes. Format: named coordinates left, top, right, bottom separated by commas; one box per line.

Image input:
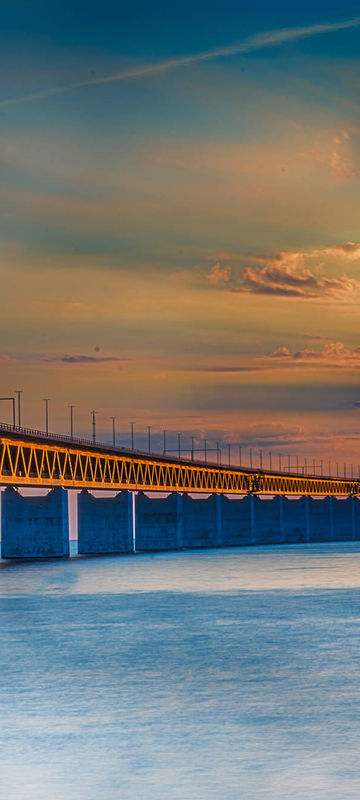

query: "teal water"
left=1, top=542, right=360, bottom=799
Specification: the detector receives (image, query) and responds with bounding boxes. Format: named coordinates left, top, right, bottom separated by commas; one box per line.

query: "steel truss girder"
left=0, top=436, right=358, bottom=496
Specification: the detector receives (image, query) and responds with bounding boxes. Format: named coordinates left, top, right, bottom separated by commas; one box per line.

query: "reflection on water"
left=1, top=543, right=360, bottom=799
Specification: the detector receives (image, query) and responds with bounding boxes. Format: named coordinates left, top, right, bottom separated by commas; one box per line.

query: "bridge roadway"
left=0, top=423, right=358, bottom=496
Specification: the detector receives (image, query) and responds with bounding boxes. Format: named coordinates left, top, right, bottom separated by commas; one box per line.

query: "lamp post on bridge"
left=130, top=422, right=134, bottom=450
left=15, top=389, right=23, bottom=427
left=91, top=410, right=97, bottom=444
left=43, top=398, right=50, bottom=435
left=0, top=397, right=16, bottom=428
left=191, top=436, right=194, bottom=460
left=163, top=430, right=167, bottom=455
left=177, top=433, right=181, bottom=459
left=239, top=445, right=242, bottom=467
left=147, top=425, right=151, bottom=453
left=111, top=416, right=116, bottom=447
left=204, top=439, right=207, bottom=464
left=69, top=405, right=75, bottom=439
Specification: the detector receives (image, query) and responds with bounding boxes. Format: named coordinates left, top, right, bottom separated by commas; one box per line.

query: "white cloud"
left=1, top=18, right=359, bottom=107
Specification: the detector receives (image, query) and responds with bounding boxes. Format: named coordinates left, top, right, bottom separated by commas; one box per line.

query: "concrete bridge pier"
left=220, top=495, right=253, bottom=546
left=181, top=494, right=219, bottom=549
left=135, top=492, right=183, bottom=551
left=77, top=490, right=133, bottom=554
left=283, top=496, right=308, bottom=543
left=1, top=486, right=69, bottom=559
left=253, top=495, right=284, bottom=545
left=331, top=496, right=358, bottom=540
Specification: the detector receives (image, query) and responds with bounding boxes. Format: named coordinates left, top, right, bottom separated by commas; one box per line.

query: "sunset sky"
left=2, top=1, right=360, bottom=468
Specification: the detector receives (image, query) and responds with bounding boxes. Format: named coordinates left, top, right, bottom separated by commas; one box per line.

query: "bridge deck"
left=0, top=424, right=357, bottom=496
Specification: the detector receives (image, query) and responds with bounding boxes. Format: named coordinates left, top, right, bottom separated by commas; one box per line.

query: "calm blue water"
left=1, top=542, right=360, bottom=800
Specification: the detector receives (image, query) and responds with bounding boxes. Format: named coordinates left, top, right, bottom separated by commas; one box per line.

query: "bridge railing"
left=0, top=421, right=104, bottom=450
left=0, top=421, right=205, bottom=465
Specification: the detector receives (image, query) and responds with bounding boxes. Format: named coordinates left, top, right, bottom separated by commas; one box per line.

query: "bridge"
left=0, top=422, right=358, bottom=496
left=0, top=423, right=359, bottom=559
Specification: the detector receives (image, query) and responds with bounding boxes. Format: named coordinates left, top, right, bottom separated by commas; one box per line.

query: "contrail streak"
left=1, top=17, right=359, bottom=108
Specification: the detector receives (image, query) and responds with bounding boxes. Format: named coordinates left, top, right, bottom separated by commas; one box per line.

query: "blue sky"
left=1, top=2, right=360, bottom=464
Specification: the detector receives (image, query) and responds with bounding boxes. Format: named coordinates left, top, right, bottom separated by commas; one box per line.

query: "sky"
left=1, top=1, right=360, bottom=470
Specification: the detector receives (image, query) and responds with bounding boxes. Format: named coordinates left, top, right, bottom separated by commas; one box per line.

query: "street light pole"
left=69, top=405, right=75, bottom=438
left=147, top=425, right=151, bottom=453
left=92, top=410, right=97, bottom=444
left=111, top=416, right=116, bottom=447
left=163, top=430, right=167, bottom=455
left=191, top=436, right=194, bottom=460
left=130, top=422, right=134, bottom=450
left=177, top=433, right=181, bottom=459
left=43, top=398, right=50, bottom=435
left=15, top=390, right=23, bottom=427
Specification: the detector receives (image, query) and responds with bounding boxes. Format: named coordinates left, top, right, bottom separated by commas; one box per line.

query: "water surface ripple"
left=1, top=543, right=360, bottom=799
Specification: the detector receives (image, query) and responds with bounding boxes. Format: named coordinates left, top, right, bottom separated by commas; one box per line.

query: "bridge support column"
left=279, top=495, right=285, bottom=543
left=176, top=493, right=183, bottom=548
left=250, top=494, right=255, bottom=544
left=135, top=492, right=182, bottom=551
left=282, top=497, right=307, bottom=543
left=182, top=494, right=219, bottom=548
left=78, top=490, right=133, bottom=554
left=329, top=496, right=334, bottom=540
left=216, top=494, right=222, bottom=546
left=1, top=487, right=69, bottom=559
left=305, top=496, right=310, bottom=542
left=330, top=496, right=354, bottom=541
left=220, top=495, right=253, bottom=546
left=253, top=496, right=283, bottom=545
left=352, top=496, right=356, bottom=539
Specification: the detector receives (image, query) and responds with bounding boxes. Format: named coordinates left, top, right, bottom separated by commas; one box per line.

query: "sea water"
left=0, top=542, right=360, bottom=800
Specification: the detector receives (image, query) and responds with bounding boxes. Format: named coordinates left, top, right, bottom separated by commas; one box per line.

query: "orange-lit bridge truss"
left=0, top=428, right=358, bottom=496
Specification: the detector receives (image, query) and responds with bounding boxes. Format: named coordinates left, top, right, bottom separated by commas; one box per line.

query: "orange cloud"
left=206, top=262, right=232, bottom=284
left=206, top=242, right=360, bottom=301
left=267, top=341, right=360, bottom=368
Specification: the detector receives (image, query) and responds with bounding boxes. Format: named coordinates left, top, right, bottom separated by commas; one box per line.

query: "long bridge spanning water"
left=0, top=422, right=358, bottom=495
left=0, top=423, right=359, bottom=559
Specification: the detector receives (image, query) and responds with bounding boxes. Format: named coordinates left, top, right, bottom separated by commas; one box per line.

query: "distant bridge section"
left=0, top=424, right=358, bottom=496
